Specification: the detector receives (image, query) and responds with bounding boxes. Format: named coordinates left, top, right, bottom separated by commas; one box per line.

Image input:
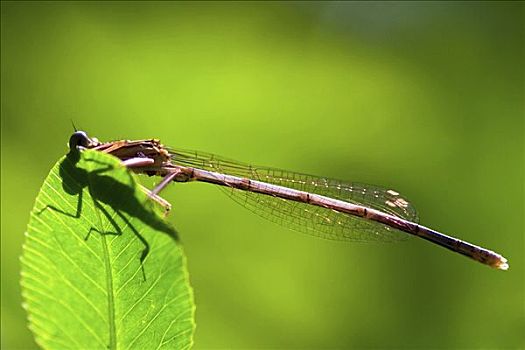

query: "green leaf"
left=20, top=149, right=195, bottom=349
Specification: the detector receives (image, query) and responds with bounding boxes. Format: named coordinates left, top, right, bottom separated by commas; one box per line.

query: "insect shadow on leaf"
left=37, top=148, right=179, bottom=281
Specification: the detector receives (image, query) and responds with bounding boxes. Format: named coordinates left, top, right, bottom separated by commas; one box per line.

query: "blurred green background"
left=1, top=2, right=523, bottom=349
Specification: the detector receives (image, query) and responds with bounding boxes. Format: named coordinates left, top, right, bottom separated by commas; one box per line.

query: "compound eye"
left=68, top=131, right=92, bottom=150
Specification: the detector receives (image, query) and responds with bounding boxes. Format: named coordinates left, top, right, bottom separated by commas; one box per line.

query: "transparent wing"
left=170, top=148, right=419, bottom=242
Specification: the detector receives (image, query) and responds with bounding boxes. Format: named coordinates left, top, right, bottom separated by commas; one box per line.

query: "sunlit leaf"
left=21, top=149, right=195, bottom=349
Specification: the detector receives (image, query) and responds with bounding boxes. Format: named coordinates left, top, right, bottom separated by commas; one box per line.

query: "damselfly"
left=68, top=131, right=509, bottom=270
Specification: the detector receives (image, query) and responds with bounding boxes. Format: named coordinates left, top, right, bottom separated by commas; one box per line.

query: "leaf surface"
left=21, top=149, right=195, bottom=349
